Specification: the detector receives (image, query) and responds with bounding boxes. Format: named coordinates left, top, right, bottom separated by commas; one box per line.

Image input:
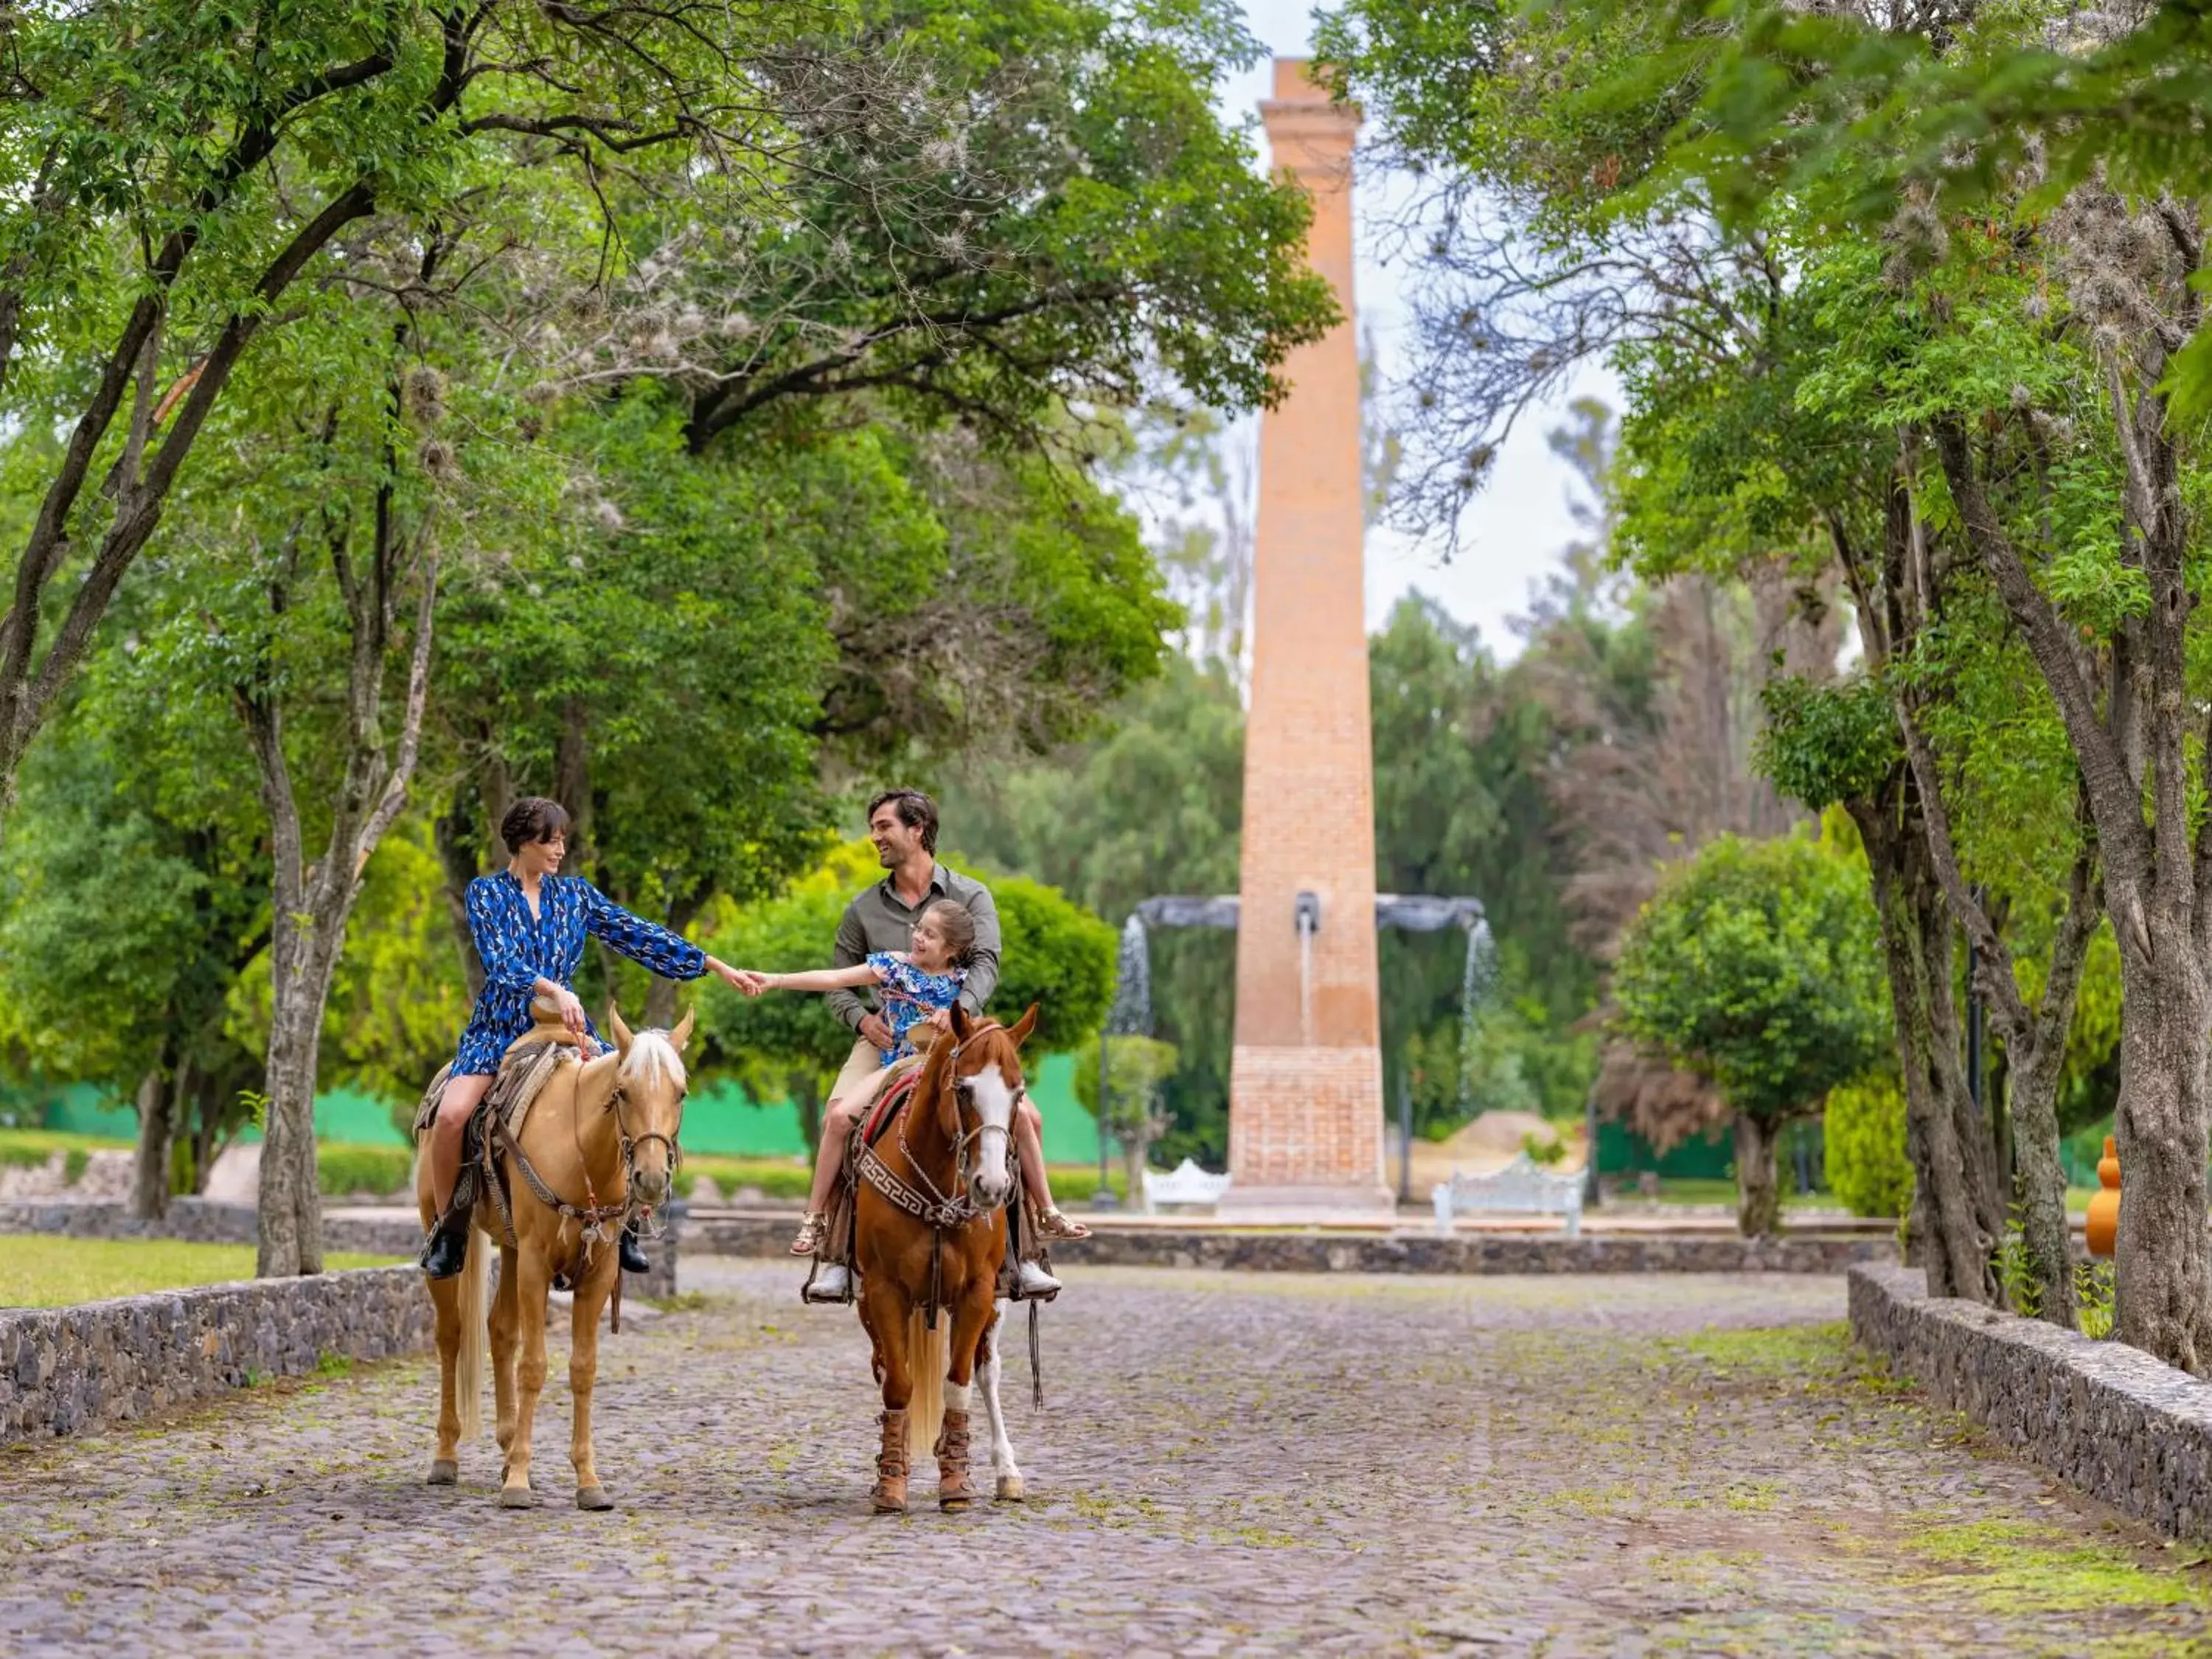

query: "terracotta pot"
left=2085, top=1135, right=2121, bottom=1259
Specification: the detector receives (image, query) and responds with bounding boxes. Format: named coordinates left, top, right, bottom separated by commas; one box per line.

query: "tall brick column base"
left=1223, top=1045, right=1393, bottom=1217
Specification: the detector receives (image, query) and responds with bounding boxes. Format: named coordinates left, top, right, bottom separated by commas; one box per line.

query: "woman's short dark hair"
left=500, top=797, right=571, bottom=855
left=866, top=788, right=938, bottom=855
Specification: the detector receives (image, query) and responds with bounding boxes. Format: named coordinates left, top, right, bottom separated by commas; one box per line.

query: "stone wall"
left=1849, top=1262, right=2212, bottom=1540
left=0, top=1265, right=431, bottom=1444
left=686, top=1211, right=1890, bottom=1275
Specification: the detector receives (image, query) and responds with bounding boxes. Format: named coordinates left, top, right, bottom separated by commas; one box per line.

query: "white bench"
left=1432, top=1153, right=1584, bottom=1236
left=1141, top=1158, right=1233, bottom=1214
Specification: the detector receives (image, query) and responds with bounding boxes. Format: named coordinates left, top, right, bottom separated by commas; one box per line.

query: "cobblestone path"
left=3, top=1262, right=2208, bottom=1656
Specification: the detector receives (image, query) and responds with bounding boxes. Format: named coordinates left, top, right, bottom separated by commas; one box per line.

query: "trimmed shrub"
left=316, top=1142, right=415, bottom=1197
left=1824, top=1076, right=1912, bottom=1218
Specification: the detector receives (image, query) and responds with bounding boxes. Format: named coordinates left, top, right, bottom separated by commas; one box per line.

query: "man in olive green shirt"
left=799, top=787, right=1088, bottom=1303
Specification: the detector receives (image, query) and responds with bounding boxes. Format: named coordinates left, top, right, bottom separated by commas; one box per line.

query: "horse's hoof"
left=576, top=1485, right=615, bottom=1512
left=426, top=1460, right=459, bottom=1486
left=995, top=1475, right=1026, bottom=1503
left=498, top=1485, right=536, bottom=1509
left=940, top=1494, right=975, bottom=1513
left=871, top=1484, right=908, bottom=1514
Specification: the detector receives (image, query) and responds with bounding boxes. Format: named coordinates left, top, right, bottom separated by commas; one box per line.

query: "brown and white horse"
left=853, top=1003, right=1037, bottom=1512
left=415, top=1004, right=691, bottom=1510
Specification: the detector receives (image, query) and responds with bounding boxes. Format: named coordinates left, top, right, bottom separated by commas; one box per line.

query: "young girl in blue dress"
left=421, top=796, right=749, bottom=1278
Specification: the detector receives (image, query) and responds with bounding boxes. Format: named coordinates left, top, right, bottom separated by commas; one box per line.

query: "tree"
left=0, top=0, right=917, bottom=852
left=1318, top=0, right=2106, bottom=1320
left=1468, top=0, right=2212, bottom=1374
left=1614, top=832, right=1891, bottom=1237
left=0, top=698, right=265, bottom=1214
left=1073, top=1033, right=1180, bottom=1195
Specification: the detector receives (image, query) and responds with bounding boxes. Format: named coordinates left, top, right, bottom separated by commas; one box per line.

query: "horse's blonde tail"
left=906, top=1310, right=949, bottom=1466
left=455, top=1221, right=487, bottom=1442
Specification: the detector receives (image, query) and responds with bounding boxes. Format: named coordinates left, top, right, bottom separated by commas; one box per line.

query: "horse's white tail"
left=906, top=1310, right=948, bottom=1466
left=455, top=1222, right=487, bottom=1441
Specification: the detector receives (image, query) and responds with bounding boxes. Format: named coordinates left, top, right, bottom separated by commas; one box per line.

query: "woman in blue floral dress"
left=421, top=797, right=748, bottom=1278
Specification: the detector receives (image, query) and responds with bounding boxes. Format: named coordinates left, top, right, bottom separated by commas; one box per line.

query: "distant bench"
left=1432, top=1154, right=1584, bottom=1236
left=1141, top=1159, right=1233, bottom=1214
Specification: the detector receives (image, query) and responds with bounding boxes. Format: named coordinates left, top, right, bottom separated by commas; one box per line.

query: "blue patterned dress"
left=867, top=950, right=966, bottom=1066
left=451, top=871, right=707, bottom=1077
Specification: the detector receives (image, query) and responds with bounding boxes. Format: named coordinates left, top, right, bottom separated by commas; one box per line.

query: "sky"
left=1210, top=1, right=1618, bottom=659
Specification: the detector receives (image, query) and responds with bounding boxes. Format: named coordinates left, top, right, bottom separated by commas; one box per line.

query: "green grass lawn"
left=1630, top=1178, right=1838, bottom=1210
left=0, top=1235, right=403, bottom=1308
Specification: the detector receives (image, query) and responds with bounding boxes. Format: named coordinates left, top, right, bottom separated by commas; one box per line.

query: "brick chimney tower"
left=1225, top=60, right=1389, bottom=1215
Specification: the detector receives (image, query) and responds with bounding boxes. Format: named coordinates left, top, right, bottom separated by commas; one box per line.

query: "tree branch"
left=1895, top=698, right=2029, bottom=1037
left=357, top=549, right=440, bottom=874
left=1930, top=414, right=2147, bottom=880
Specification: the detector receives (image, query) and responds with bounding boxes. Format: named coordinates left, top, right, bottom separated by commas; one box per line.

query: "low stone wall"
left=0, top=1198, right=678, bottom=1298
left=1849, top=1262, right=2212, bottom=1540
left=685, top=1209, right=1889, bottom=1275
left=0, top=1265, right=430, bottom=1444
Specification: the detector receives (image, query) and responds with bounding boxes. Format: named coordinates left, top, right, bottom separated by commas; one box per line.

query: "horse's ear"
left=1007, top=1003, right=1040, bottom=1048
left=950, top=1004, right=975, bottom=1041
left=607, top=1004, right=635, bottom=1052
left=669, top=1006, right=696, bottom=1054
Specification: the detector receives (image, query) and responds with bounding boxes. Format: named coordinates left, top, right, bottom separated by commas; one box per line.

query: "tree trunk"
left=644, top=972, right=680, bottom=1032
left=2112, top=926, right=2212, bottom=1374
left=1734, top=1113, right=1781, bottom=1239
left=189, top=1072, right=218, bottom=1195
left=1122, top=1129, right=1150, bottom=1211
left=434, top=787, right=486, bottom=1001
left=131, top=1060, right=173, bottom=1221
left=258, top=917, right=344, bottom=1276
left=1851, top=786, right=2001, bottom=1301
left=554, top=697, right=591, bottom=865
left=2006, top=1043, right=2078, bottom=1326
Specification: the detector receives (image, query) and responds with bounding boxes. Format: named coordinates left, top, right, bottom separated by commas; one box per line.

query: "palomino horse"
left=415, top=1003, right=692, bottom=1510
left=853, top=1003, right=1038, bottom=1512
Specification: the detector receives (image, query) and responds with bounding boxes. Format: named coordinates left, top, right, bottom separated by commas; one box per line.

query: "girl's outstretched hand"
left=709, top=959, right=766, bottom=996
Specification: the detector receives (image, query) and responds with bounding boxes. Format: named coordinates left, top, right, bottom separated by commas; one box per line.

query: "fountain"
left=1092, top=894, right=1495, bottom=1206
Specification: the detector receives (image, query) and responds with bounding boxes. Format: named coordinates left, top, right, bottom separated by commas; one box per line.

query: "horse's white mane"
left=619, top=1029, right=687, bottom=1091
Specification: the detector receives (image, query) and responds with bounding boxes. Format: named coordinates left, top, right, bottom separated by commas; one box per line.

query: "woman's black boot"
left=619, top=1220, right=650, bottom=1276
left=419, top=1208, right=471, bottom=1279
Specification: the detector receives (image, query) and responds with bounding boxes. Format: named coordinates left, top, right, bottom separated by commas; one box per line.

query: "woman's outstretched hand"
left=706, top=959, right=763, bottom=996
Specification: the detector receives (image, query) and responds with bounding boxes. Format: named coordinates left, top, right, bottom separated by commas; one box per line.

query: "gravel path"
left=1, top=1260, right=2206, bottom=1655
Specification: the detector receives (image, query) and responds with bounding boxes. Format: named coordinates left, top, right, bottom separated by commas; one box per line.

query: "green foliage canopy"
left=1614, top=832, right=1890, bottom=1127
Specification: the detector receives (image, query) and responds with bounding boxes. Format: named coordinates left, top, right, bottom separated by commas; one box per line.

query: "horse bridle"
left=595, top=1068, right=684, bottom=1235
left=886, top=1023, right=1022, bottom=1226
left=495, top=1039, right=686, bottom=1245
